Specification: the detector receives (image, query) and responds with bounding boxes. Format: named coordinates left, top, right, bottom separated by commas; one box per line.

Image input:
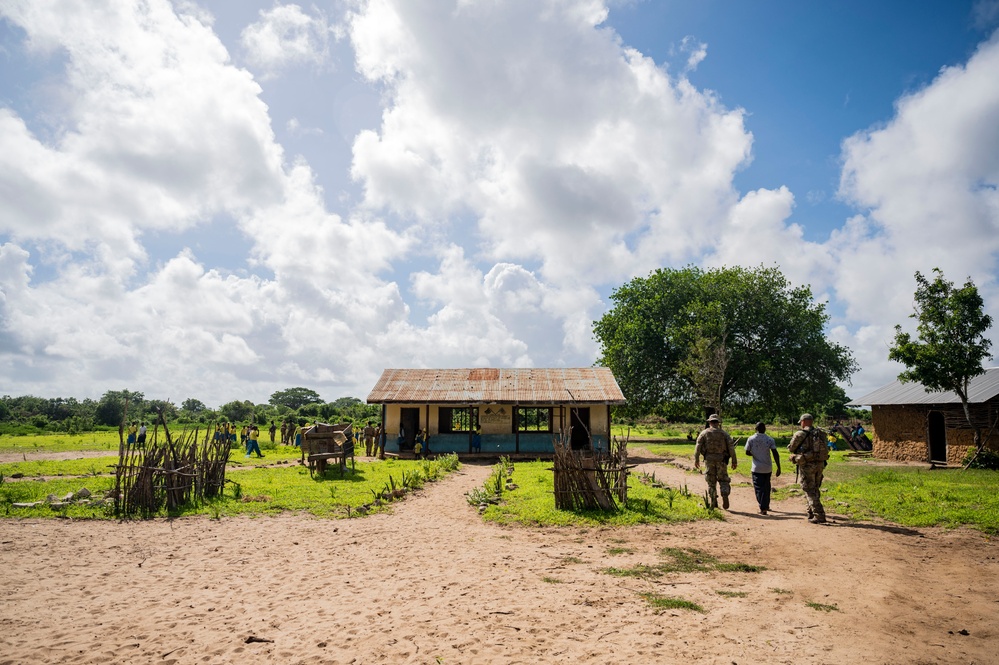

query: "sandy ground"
left=1, top=454, right=997, bottom=664
left=0, top=450, right=120, bottom=464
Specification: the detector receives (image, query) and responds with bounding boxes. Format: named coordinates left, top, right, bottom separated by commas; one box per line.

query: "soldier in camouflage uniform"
left=694, top=414, right=738, bottom=509
left=788, top=413, right=829, bottom=523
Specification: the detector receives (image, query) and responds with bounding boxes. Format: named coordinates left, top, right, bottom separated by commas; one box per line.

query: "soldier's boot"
left=709, top=489, right=718, bottom=509
left=807, top=507, right=814, bottom=520
left=721, top=493, right=730, bottom=509
left=809, top=513, right=827, bottom=524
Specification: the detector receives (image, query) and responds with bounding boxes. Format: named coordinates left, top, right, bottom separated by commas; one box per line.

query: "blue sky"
left=611, top=1, right=989, bottom=238
left=1, top=0, right=998, bottom=407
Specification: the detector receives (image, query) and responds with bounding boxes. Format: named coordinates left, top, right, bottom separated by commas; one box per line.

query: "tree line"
left=0, top=387, right=381, bottom=435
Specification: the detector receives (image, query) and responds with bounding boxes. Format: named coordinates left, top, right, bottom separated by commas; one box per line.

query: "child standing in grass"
left=413, top=430, right=424, bottom=459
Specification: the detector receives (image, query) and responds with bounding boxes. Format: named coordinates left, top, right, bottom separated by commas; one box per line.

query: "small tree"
left=889, top=269, right=993, bottom=451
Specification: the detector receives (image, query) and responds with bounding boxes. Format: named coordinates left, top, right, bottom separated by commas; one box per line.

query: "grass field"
left=612, top=423, right=805, bottom=441
left=2, top=432, right=997, bottom=532
left=629, top=437, right=999, bottom=533
left=476, top=460, right=718, bottom=527
left=821, top=465, right=999, bottom=533
left=0, top=442, right=460, bottom=520
left=0, top=430, right=121, bottom=454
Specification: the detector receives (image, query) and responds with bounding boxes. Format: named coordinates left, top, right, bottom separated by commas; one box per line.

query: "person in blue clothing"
left=245, top=425, right=264, bottom=458
left=471, top=427, right=482, bottom=453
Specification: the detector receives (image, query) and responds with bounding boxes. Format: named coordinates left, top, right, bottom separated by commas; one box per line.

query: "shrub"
left=964, top=448, right=999, bottom=470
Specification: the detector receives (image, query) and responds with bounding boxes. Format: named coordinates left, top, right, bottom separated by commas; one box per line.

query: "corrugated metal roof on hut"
left=366, top=368, right=626, bottom=405
left=847, top=367, right=999, bottom=406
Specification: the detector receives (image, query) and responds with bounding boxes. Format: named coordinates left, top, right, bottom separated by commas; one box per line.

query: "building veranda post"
left=848, top=367, right=999, bottom=466
left=366, top=368, right=626, bottom=456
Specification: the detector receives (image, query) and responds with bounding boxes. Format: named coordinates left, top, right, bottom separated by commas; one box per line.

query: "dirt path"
left=0, top=450, right=120, bottom=463
left=1, top=457, right=997, bottom=664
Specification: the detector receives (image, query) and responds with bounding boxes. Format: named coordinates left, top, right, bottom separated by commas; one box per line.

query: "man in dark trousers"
left=744, top=422, right=780, bottom=515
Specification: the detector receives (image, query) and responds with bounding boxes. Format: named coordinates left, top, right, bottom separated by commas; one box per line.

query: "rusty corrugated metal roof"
left=366, top=368, right=627, bottom=405
left=847, top=367, right=999, bottom=406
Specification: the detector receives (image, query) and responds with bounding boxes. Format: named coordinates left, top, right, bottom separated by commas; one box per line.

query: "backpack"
left=812, top=428, right=830, bottom=462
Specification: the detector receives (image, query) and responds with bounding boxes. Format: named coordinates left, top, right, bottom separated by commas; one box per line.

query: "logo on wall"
left=480, top=406, right=510, bottom=425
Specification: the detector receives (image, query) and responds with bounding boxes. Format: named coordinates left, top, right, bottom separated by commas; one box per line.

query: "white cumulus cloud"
left=240, top=3, right=336, bottom=77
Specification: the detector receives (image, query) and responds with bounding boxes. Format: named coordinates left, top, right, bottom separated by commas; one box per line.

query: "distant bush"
left=964, top=448, right=999, bottom=470
left=0, top=423, right=45, bottom=436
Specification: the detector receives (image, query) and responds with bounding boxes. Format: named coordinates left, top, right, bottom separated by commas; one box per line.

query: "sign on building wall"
left=480, top=405, right=511, bottom=425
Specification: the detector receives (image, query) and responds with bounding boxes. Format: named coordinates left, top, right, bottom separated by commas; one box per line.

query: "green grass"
left=478, top=460, right=717, bottom=527
left=603, top=564, right=661, bottom=578
left=716, top=590, right=748, bottom=598
left=0, top=431, right=122, bottom=454
left=0, top=476, right=116, bottom=518
left=607, top=547, right=634, bottom=555
left=541, top=576, right=562, bottom=584
left=602, top=547, right=765, bottom=579
left=0, top=456, right=460, bottom=520
left=0, top=430, right=296, bottom=455
left=806, top=602, right=840, bottom=612
left=612, top=423, right=803, bottom=442
left=639, top=593, right=704, bottom=613
left=220, top=446, right=304, bottom=467
left=820, top=466, right=999, bottom=533
left=0, top=456, right=119, bottom=478
left=770, top=587, right=793, bottom=595
left=639, top=438, right=999, bottom=533
left=715, top=562, right=765, bottom=572
left=0, top=445, right=304, bottom=479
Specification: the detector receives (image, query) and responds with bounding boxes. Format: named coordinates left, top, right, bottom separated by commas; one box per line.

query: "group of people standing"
left=694, top=412, right=829, bottom=524
left=211, top=422, right=265, bottom=458
left=361, top=422, right=383, bottom=457
left=125, top=421, right=148, bottom=446
left=272, top=419, right=385, bottom=458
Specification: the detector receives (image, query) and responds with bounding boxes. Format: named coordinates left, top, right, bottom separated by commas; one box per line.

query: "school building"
left=366, top=368, right=626, bottom=456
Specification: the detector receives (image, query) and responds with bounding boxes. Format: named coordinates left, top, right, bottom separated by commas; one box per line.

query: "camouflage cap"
left=707, top=414, right=721, bottom=422
left=799, top=413, right=814, bottom=422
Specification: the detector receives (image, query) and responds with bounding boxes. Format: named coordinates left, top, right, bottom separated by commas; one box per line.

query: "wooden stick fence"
left=113, top=410, right=233, bottom=518
left=552, top=428, right=629, bottom=511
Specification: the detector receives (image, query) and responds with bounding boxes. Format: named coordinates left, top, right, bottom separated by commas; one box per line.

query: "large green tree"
left=593, top=265, right=857, bottom=420
left=219, top=400, right=255, bottom=423
left=889, top=269, right=993, bottom=451
left=181, top=398, right=207, bottom=413
left=269, top=387, right=323, bottom=410
left=94, top=390, right=144, bottom=426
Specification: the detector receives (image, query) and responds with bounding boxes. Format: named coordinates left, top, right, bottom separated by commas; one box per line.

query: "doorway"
left=570, top=408, right=591, bottom=450
left=400, top=408, right=420, bottom=451
left=927, top=411, right=947, bottom=464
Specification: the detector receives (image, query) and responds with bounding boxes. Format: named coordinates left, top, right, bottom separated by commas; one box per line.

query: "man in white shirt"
left=744, top=422, right=781, bottom=515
